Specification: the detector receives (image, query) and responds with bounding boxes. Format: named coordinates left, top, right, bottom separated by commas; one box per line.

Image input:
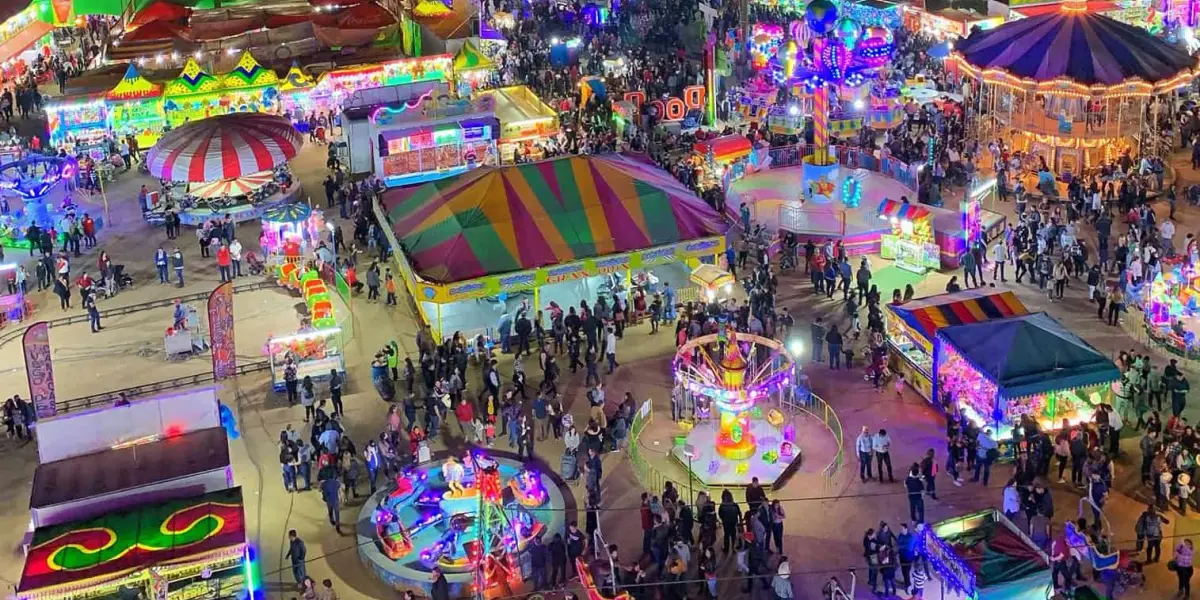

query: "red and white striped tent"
left=144, top=113, right=302, bottom=182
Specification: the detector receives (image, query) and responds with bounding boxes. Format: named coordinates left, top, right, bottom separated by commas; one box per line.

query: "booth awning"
left=0, top=20, right=51, bottom=68
left=877, top=198, right=930, bottom=221
left=936, top=312, right=1121, bottom=398
left=889, top=289, right=1028, bottom=343
left=694, top=134, right=752, bottom=162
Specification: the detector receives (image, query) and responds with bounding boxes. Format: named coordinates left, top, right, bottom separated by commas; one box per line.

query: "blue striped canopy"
left=955, top=11, right=1194, bottom=86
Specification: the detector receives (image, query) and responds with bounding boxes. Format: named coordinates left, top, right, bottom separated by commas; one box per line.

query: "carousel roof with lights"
left=950, top=0, right=1196, bottom=96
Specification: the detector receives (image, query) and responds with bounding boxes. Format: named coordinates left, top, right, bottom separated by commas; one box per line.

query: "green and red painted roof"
left=20, top=488, right=246, bottom=593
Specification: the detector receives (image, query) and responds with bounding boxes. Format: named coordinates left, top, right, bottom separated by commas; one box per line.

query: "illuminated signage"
left=545, top=264, right=588, bottom=284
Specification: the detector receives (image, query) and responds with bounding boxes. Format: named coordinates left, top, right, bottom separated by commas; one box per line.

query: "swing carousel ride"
left=358, top=450, right=568, bottom=596
left=670, top=328, right=802, bottom=488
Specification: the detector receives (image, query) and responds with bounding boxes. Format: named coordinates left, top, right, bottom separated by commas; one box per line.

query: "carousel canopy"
left=188, top=171, right=273, bottom=199
left=381, top=154, right=730, bottom=284
left=936, top=312, right=1120, bottom=398
left=952, top=4, right=1196, bottom=94
left=144, top=113, right=302, bottom=182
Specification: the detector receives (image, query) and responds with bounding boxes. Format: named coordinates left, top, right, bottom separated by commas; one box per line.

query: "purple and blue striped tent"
left=954, top=8, right=1194, bottom=88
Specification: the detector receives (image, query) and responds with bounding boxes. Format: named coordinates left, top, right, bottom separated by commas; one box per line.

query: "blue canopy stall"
left=933, top=312, right=1120, bottom=441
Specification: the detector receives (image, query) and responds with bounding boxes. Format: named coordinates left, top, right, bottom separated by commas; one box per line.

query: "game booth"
left=933, top=312, right=1120, bottom=442
left=45, top=94, right=109, bottom=158
left=886, top=289, right=1029, bottom=401
left=260, top=203, right=346, bottom=391
left=144, top=113, right=303, bottom=227
left=365, top=92, right=500, bottom=188
left=105, top=64, right=165, bottom=150
left=357, top=450, right=569, bottom=595
left=916, top=509, right=1051, bottom=600
left=1142, top=256, right=1200, bottom=360
left=473, top=86, right=560, bottom=163
left=376, top=153, right=729, bottom=341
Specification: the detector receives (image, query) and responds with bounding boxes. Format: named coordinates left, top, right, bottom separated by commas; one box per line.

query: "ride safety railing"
left=764, top=143, right=923, bottom=195
left=627, top=388, right=845, bottom=501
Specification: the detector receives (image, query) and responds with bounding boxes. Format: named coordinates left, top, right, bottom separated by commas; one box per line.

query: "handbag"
left=1169, top=560, right=1178, bottom=571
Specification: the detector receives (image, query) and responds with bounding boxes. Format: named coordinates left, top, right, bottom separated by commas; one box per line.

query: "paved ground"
left=0, top=131, right=1198, bottom=600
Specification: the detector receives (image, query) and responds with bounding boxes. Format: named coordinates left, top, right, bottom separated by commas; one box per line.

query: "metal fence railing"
left=627, top=388, right=846, bottom=501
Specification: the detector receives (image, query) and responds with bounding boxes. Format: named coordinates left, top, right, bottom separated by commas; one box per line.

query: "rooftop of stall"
left=918, top=509, right=1051, bottom=600
left=19, top=487, right=248, bottom=600
left=472, top=85, right=559, bottom=142
left=28, top=387, right=230, bottom=529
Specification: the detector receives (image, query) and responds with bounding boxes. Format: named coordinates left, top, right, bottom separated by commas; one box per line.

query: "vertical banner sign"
left=23, top=322, right=56, bottom=419
left=208, top=282, right=237, bottom=380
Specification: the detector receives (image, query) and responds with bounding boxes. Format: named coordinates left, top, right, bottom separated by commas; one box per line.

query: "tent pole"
left=436, top=302, right=443, bottom=342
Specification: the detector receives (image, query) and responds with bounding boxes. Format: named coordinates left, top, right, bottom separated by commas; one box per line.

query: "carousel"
left=143, top=113, right=303, bottom=226
left=950, top=0, right=1197, bottom=174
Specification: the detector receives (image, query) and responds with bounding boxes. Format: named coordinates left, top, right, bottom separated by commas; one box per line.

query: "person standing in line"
left=874, top=428, right=894, bottom=483
left=285, top=530, right=307, bottom=589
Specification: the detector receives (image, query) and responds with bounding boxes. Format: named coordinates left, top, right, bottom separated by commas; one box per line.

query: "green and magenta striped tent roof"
left=381, top=154, right=730, bottom=284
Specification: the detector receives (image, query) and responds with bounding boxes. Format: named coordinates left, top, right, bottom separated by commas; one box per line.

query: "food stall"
left=878, top=199, right=940, bottom=273
left=266, top=328, right=345, bottom=391
left=106, top=64, right=165, bottom=150
left=473, top=86, right=560, bottom=163
left=886, top=290, right=1028, bottom=401
left=934, top=312, right=1118, bottom=441
left=18, top=488, right=254, bottom=600
left=369, top=93, right=500, bottom=187
left=45, top=94, right=109, bottom=158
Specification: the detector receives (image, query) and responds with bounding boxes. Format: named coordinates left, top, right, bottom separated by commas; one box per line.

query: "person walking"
left=285, top=530, right=307, bottom=589
left=320, top=471, right=342, bottom=534
left=1136, top=505, right=1168, bottom=563
left=920, top=449, right=938, bottom=500
left=973, top=428, right=998, bottom=485
left=1175, top=539, right=1194, bottom=597
left=605, top=326, right=619, bottom=373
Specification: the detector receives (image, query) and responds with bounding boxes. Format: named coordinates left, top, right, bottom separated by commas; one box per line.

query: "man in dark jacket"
left=430, top=567, right=450, bottom=600
left=320, top=475, right=342, bottom=533
left=549, top=533, right=569, bottom=587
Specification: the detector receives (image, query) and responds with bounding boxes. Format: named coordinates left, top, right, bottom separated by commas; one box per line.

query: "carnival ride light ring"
left=0, top=155, right=78, bottom=199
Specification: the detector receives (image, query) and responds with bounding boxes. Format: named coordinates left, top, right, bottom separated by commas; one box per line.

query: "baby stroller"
left=245, top=252, right=265, bottom=276
left=93, top=265, right=133, bottom=299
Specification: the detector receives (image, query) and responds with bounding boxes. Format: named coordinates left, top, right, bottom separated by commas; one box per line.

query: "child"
left=909, top=563, right=927, bottom=599
left=485, top=416, right=496, bottom=447
left=842, top=343, right=855, bottom=370
left=894, top=372, right=906, bottom=400
left=472, top=418, right=485, bottom=445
